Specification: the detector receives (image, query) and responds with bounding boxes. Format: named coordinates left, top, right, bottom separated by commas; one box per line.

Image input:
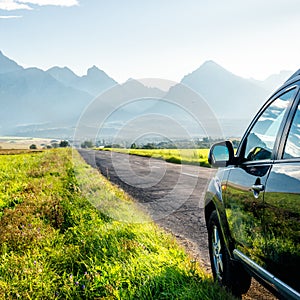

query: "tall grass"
left=0, top=149, right=234, bottom=299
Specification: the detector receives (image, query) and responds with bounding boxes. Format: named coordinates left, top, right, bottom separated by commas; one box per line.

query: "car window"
left=283, top=101, right=300, bottom=159
left=244, top=88, right=296, bottom=161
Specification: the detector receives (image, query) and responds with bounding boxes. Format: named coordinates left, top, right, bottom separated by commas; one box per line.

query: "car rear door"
left=223, top=86, right=298, bottom=267
left=263, top=87, right=300, bottom=295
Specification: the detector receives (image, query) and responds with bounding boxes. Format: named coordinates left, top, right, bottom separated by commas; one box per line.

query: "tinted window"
left=283, top=101, right=300, bottom=158
left=244, top=89, right=296, bottom=161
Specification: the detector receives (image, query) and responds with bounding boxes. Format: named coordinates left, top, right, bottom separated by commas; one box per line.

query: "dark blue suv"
left=205, top=70, right=300, bottom=299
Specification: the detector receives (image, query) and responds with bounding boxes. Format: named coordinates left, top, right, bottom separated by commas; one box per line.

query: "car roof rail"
left=285, top=69, right=300, bottom=83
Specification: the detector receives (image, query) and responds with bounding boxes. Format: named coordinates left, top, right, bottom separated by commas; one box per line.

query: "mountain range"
left=0, top=50, right=293, bottom=140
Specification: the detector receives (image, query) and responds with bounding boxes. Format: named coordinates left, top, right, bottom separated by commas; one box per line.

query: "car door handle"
left=251, top=184, right=264, bottom=198
left=251, top=184, right=264, bottom=192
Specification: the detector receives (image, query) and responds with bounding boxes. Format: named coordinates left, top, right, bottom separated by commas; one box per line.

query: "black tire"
left=208, top=211, right=251, bottom=297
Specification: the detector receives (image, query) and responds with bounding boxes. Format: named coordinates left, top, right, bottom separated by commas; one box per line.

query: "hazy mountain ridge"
left=260, top=70, right=293, bottom=91
left=46, top=66, right=80, bottom=88
left=179, top=61, right=293, bottom=136
left=0, top=50, right=23, bottom=74
left=0, top=51, right=294, bottom=138
left=0, top=67, right=93, bottom=128
left=181, top=60, right=270, bottom=118
left=47, top=65, right=117, bottom=97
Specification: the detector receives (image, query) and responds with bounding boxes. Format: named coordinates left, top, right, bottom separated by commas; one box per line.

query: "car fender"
left=204, top=167, right=236, bottom=256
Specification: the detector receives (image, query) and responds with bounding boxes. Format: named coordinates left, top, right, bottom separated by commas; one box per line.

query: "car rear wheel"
left=208, top=211, right=251, bottom=296
left=211, top=222, right=224, bottom=281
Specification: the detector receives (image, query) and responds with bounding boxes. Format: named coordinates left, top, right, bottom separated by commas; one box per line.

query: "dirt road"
left=78, top=149, right=276, bottom=300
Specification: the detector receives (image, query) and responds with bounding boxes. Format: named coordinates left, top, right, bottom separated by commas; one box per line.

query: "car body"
left=204, top=70, right=300, bottom=299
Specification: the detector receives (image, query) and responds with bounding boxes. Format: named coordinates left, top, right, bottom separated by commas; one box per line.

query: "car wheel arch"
left=205, top=198, right=236, bottom=257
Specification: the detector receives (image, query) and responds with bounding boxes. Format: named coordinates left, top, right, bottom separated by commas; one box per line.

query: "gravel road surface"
left=78, top=149, right=277, bottom=300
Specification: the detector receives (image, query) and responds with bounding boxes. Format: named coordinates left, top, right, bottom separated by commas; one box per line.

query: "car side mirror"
left=208, top=141, right=235, bottom=167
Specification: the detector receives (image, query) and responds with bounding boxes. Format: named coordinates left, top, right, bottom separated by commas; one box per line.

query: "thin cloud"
left=0, top=0, right=79, bottom=11
left=0, top=14, right=22, bottom=17
left=0, top=16, right=22, bottom=19
left=18, top=0, right=79, bottom=7
left=0, top=0, right=32, bottom=10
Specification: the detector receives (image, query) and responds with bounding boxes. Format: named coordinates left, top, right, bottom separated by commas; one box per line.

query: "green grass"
left=99, top=148, right=210, bottom=167
left=0, top=149, right=234, bottom=299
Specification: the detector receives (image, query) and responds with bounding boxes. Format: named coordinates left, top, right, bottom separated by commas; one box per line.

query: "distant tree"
left=130, top=143, right=137, bottom=149
left=51, top=143, right=59, bottom=148
left=96, top=139, right=106, bottom=147
left=59, top=140, right=69, bottom=148
left=111, top=144, right=122, bottom=148
left=103, top=143, right=122, bottom=148
left=197, top=137, right=211, bottom=149
left=142, top=143, right=156, bottom=149
left=81, top=140, right=94, bottom=148
left=29, top=144, right=37, bottom=149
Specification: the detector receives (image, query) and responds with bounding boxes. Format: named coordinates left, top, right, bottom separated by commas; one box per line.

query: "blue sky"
left=1, top=0, right=300, bottom=83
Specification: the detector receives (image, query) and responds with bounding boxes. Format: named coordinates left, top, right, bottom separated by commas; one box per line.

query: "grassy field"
left=0, top=149, right=234, bottom=299
left=99, top=148, right=210, bottom=167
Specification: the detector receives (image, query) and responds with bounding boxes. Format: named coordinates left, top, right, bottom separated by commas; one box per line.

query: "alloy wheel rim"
left=212, top=225, right=223, bottom=280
